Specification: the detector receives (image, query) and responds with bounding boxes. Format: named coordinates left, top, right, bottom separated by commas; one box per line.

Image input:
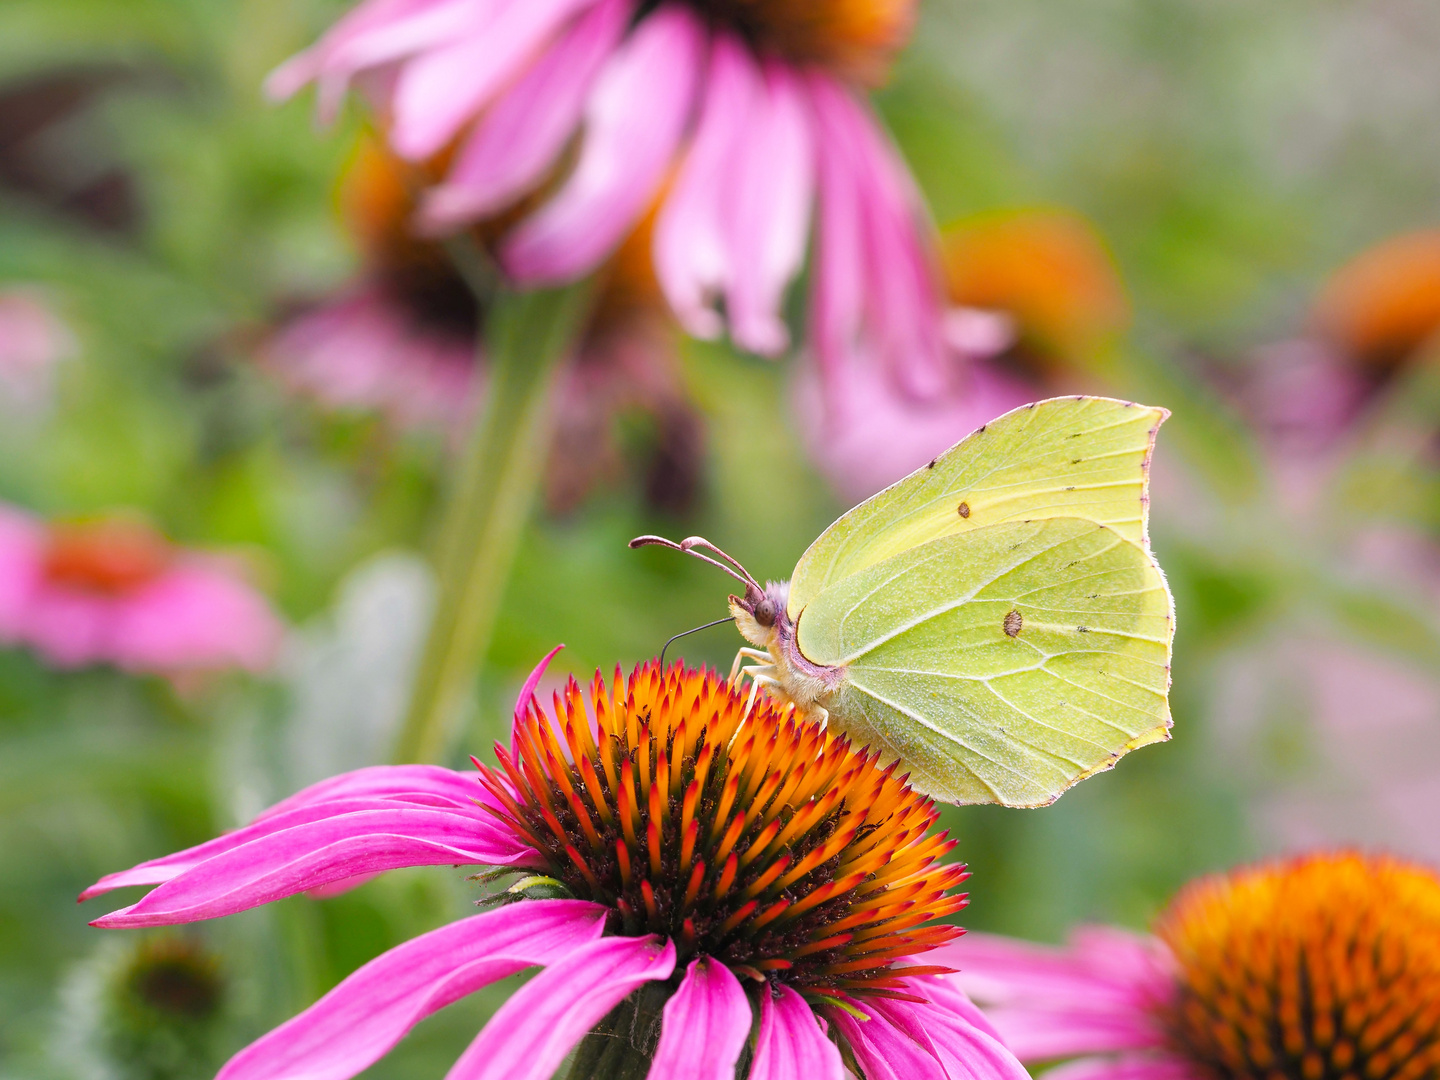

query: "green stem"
left=393, top=282, right=595, bottom=765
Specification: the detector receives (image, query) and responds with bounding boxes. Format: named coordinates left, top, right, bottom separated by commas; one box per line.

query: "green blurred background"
left=3, top=0, right=1440, bottom=1077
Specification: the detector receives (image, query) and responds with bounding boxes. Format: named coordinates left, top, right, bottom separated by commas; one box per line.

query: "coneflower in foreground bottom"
left=81, top=651, right=1025, bottom=1080
left=951, top=851, right=1440, bottom=1080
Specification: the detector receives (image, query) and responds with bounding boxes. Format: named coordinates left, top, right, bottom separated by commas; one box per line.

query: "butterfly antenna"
left=658, top=616, right=734, bottom=670
left=629, top=534, right=763, bottom=593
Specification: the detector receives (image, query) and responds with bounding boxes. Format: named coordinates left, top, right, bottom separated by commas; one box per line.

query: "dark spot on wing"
left=927, top=459, right=937, bottom=469
left=957, top=501, right=970, bottom=518
left=1004, top=610, right=1023, bottom=637
left=1065, top=485, right=1075, bottom=491
left=1071, top=458, right=1082, bottom=465
left=1077, top=625, right=1089, bottom=633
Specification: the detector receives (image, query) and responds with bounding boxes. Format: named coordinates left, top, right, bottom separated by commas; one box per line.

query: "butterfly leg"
left=729, top=647, right=771, bottom=683
left=741, top=668, right=780, bottom=717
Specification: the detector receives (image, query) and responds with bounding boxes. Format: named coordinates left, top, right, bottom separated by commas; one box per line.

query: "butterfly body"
left=637, top=396, right=1175, bottom=808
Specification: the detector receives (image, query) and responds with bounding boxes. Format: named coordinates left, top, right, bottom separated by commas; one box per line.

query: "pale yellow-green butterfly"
left=632, top=395, right=1174, bottom=807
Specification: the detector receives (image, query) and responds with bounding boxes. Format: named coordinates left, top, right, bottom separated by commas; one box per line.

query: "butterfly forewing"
left=796, top=517, right=1173, bottom=806
left=787, top=396, right=1167, bottom=619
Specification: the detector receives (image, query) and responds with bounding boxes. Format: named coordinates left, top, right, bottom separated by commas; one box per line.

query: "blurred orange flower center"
left=1155, top=852, right=1440, bottom=1080
left=481, top=661, right=968, bottom=1000
left=679, top=0, right=916, bottom=83
left=42, top=519, right=171, bottom=595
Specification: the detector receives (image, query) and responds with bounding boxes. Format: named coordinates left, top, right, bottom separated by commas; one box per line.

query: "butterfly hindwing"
left=787, top=396, right=1167, bottom=619
left=795, top=516, right=1173, bottom=806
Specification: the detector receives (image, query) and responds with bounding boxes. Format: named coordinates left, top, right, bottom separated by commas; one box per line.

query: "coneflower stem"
left=566, top=982, right=671, bottom=1080
left=394, top=281, right=595, bottom=765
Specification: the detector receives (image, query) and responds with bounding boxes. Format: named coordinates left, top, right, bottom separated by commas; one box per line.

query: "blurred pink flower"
left=0, top=504, right=282, bottom=677
left=947, top=852, right=1440, bottom=1080
left=82, top=652, right=1024, bottom=1080
left=267, top=134, right=704, bottom=516
left=0, top=287, right=76, bottom=409
left=794, top=326, right=1033, bottom=504
left=267, top=283, right=477, bottom=433
left=796, top=208, right=1134, bottom=503
left=267, top=0, right=946, bottom=391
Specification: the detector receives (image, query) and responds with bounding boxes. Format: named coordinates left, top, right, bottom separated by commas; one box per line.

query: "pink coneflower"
left=83, top=651, right=1027, bottom=1080
left=798, top=208, right=1130, bottom=502
left=949, top=851, right=1440, bottom=1080
left=0, top=503, right=282, bottom=676
left=266, top=0, right=946, bottom=391
left=266, top=135, right=703, bottom=515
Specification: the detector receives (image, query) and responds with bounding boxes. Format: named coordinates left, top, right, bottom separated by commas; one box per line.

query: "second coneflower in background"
left=0, top=502, right=281, bottom=678
left=266, top=135, right=704, bottom=516
left=267, top=0, right=946, bottom=389
left=82, top=653, right=1024, bottom=1080
left=950, top=850, right=1440, bottom=1080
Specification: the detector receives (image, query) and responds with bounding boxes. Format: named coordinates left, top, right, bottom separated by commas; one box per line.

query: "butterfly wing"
left=796, top=517, right=1173, bottom=806
left=788, top=396, right=1167, bottom=619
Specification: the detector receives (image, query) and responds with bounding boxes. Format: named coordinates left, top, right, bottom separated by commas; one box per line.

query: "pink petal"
left=421, top=0, right=631, bottom=227
left=828, top=999, right=947, bottom=1080
left=445, top=934, right=676, bottom=1080
left=721, top=60, right=813, bottom=355
left=217, top=900, right=608, bottom=1080
left=0, top=505, right=43, bottom=643
left=873, top=989, right=1031, bottom=1080
left=750, top=985, right=844, bottom=1080
left=652, top=33, right=756, bottom=343
left=653, top=39, right=813, bottom=355
left=88, top=807, right=532, bottom=927
left=514, top=644, right=566, bottom=731
left=261, top=763, right=500, bottom=819
left=267, top=0, right=494, bottom=119
left=109, top=561, right=284, bottom=674
left=389, top=0, right=601, bottom=161
left=501, top=4, right=704, bottom=283
left=804, top=73, right=945, bottom=401
left=650, top=957, right=752, bottom=1080
left=79, top=790, right=517, bottom=902
left=939, top=931, right=1172, bottom=1061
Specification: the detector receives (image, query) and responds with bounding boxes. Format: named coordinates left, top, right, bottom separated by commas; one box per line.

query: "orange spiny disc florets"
left=1155, top=851, right=1440, bottom=1080
left=478, top=660, right=969, bottom=1000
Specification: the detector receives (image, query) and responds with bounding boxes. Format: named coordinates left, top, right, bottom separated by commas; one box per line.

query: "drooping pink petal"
left=267, top=0, right=495, bottom=120
left=88, top=807, right=534, bottom=927
left=652, top=33, right=757, bottom=343
left=749, top=985, right=844, bottom=1080
left=722, top=60, right=813, bottom=356
left=514, top=644, right=566, bottom=729
left=445, top=933, right=676, bottom=1080
left=805, top=73, right=945, bottom=403
left=653, top=39, right=812, bottom=357
left=389, top=0, right=602, bottom=161
left=501, top=4, right=704, bottom=284
left=420, top=0, right=632, bottom=227
left=827, top=998, right=948, bottom=1080
left=217, top=900, right=608, bottom=1080
left=649, top=957, right=752, bottom=1080
left=872, top=990, right=1031, bottom=1080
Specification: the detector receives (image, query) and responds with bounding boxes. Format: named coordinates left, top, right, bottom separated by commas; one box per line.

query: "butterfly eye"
left=754, top=598, right=777, bottom=627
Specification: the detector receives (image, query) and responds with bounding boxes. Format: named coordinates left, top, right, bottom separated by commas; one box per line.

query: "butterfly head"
left=729, top=580, right=791, bottom=648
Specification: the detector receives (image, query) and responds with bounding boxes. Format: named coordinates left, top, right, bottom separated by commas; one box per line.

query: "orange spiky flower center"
left=42, top=518, right=172, bottom=596
left=1154, top=851, right=1440, bottom=1080
left=478, top=661, right=968, bottom=1000
left=658, top=0, right=915, bottom=84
